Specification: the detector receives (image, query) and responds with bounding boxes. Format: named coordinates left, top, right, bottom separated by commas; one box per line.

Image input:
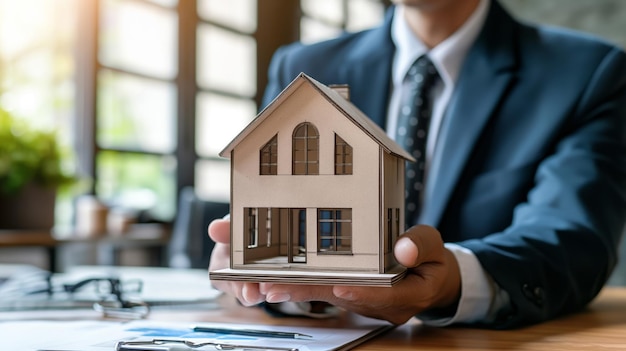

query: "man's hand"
left=208, top=221, right=461, bottom=325
left=208, top=219, right=266, bottom=306
left=261, top=225, right=461, bottom=324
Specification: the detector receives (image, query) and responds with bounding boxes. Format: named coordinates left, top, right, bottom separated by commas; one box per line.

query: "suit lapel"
left=422, top=1, right=520, bottom=227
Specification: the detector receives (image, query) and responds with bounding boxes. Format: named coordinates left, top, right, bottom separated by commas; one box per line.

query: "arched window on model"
left=334, top=134, right=353, bottom=175
left=292, top=122, right=319, bottom=175
left=260, top=134, right=278, bottom=175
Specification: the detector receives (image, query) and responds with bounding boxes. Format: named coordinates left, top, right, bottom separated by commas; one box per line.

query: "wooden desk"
left=364, top=287, right=626, bottom=351
left=142, top=287, right=626, bottom=351
left=2, top=272, right=624, bottom=350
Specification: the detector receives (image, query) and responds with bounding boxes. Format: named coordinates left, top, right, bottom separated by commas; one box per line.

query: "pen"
left=192, top=326, right=313, bottom=339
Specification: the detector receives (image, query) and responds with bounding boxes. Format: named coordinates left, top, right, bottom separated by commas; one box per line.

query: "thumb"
left=393, top=225, right=444, bottom=267
left=208, top=218, right=231, bottom=244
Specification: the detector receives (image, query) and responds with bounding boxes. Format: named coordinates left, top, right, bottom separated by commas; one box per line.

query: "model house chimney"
left=329, top=84, right=350, bottom=101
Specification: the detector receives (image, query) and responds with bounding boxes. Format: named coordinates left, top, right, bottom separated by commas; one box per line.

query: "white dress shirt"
left=386, top=0, right=510, bottom=325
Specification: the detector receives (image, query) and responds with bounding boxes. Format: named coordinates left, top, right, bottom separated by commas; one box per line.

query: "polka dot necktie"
left=395, top=55, right=439, bottom=228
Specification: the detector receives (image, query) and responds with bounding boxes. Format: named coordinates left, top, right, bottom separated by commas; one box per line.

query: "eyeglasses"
left=0, top=269, right=150, bottom=318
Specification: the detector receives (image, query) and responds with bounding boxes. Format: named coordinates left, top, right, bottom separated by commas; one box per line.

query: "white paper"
left=0, top=319, right=393, bottom=351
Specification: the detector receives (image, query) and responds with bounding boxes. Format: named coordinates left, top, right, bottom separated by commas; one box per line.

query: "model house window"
left=386, top=208, right=400, bottom=252
left=395, top=208, right=400, bottom=237
left=292, top=122, right=319, bottom=175
left=265, top=208, right=272, bottom=247
left=387, top=208, right=393, bottom=253
left=334, top=134, right=353, bottom=175
left=260, top=134, right=278, bottom=175
left=245, top=207, right=258, bottom=248
left=318, top=209, right=352, bottom=253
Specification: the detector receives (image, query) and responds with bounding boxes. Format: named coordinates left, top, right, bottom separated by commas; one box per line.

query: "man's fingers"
left=264, top=284, right=336, bottom=304
left=241, top=283, right=266, bottom=306
left=394, top=225, right=444, bottom=267
left=207, top=217, right=267, bottom=307
left=208, top=219, right=230, bottom=243
left=209, top=242, right=230, bottom=263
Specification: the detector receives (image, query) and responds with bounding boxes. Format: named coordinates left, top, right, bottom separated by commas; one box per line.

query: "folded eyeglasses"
left=0, top=269, right=150, bottom=318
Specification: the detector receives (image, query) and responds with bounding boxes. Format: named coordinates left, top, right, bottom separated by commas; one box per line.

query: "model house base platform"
left=210, top=266, right=407, bottom=287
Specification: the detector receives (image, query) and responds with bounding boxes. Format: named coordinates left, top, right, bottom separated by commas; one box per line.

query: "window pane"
left=99, top=0, right=177, bottom=79
left=346, top=0, right=385, bottom=32
left=198, top=0, right=257, bottom=33
left=335, top=134, right=353, bottom=175
left=246, top=207, right=258, bottom=247
left=318, top=208, right=352, bottom=253
left=146, top=0, right=177, bottom=7
left=196, top=92, right=256, bottom=158
left=195, top=159, right=230, bottom=202
left=301, top=0, right=344, bottom=25
left=500, top=0, right=626, bottom=49
left=0, top=0, right=78, bottom=227
left=260, top=135, right=277, bottom=175
left=300, top=17, right=344, bottom=44
left=0, top=1, right=76, bottom=132
left=96, top=151, right=176, bottom=221
left=197, top=24, right=256, bottom=97
left=97, top=70, right=176, bottom=153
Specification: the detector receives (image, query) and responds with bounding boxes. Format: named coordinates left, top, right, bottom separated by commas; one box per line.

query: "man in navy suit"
left=209, top=0, right=626, bottom=328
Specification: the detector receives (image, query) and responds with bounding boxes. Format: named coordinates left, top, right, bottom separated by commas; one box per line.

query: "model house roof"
left=220, top=72, right=415, bottom=162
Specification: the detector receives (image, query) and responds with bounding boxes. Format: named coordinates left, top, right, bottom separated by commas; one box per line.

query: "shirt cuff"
left=418, top=243, right=505, bottom=326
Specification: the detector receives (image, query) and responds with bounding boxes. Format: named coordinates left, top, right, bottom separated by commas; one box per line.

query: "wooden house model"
left=209, top=73, right=413, bottom=286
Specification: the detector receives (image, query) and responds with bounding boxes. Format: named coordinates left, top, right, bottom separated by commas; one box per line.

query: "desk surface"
left=3, top=277, right=625, bottom=350
left=366, top=287, right=626, bottom=351
left=142, top=286, right=626, bottom=351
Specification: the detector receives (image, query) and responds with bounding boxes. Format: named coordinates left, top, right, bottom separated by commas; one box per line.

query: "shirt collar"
left=391, top=0, right=490, bottom=87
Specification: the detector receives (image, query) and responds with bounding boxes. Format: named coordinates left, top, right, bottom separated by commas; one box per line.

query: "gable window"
left=318, top=208, right=352, bottom=253
left=334, top=134, right=353, bottom=175
left=260, top=135, right=278, bottom=175
left=292, top=122, right=319, bottom=175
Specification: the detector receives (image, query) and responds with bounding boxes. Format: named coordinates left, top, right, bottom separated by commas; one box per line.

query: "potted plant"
left=0, top=108, right=76, bottom=230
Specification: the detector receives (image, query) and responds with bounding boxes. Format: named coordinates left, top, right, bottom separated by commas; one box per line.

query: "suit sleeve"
left=460, top=47, right=626, bottom=328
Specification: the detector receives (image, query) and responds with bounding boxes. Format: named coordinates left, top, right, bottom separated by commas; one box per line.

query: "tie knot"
left=406, top=55, right=438, bottom=85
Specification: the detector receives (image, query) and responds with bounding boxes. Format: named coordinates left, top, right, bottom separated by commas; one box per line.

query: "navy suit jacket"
left=260, top=1, right=626, bottom=328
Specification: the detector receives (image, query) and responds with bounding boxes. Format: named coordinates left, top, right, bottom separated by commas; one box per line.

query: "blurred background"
left=0, top=0, right=624, bottom=281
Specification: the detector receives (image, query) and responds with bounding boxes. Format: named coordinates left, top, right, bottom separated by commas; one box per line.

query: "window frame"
left=73, top=0, right=386, bottom=224
left=245, top=207, right=259, bottom=248
left=334, top=133, right=353, bottom=175
left=317, top=208, right=353, bottom=254
left=260, top=134, right=278, bottom=175
left=292, top=122, right=320, bottom=175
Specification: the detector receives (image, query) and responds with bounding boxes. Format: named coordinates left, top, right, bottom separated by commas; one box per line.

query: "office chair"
left=168, top=187, right=229, bottom=269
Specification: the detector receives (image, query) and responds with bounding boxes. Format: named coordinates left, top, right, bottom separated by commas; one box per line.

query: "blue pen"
left=192, top=326, right=313, bottom=339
